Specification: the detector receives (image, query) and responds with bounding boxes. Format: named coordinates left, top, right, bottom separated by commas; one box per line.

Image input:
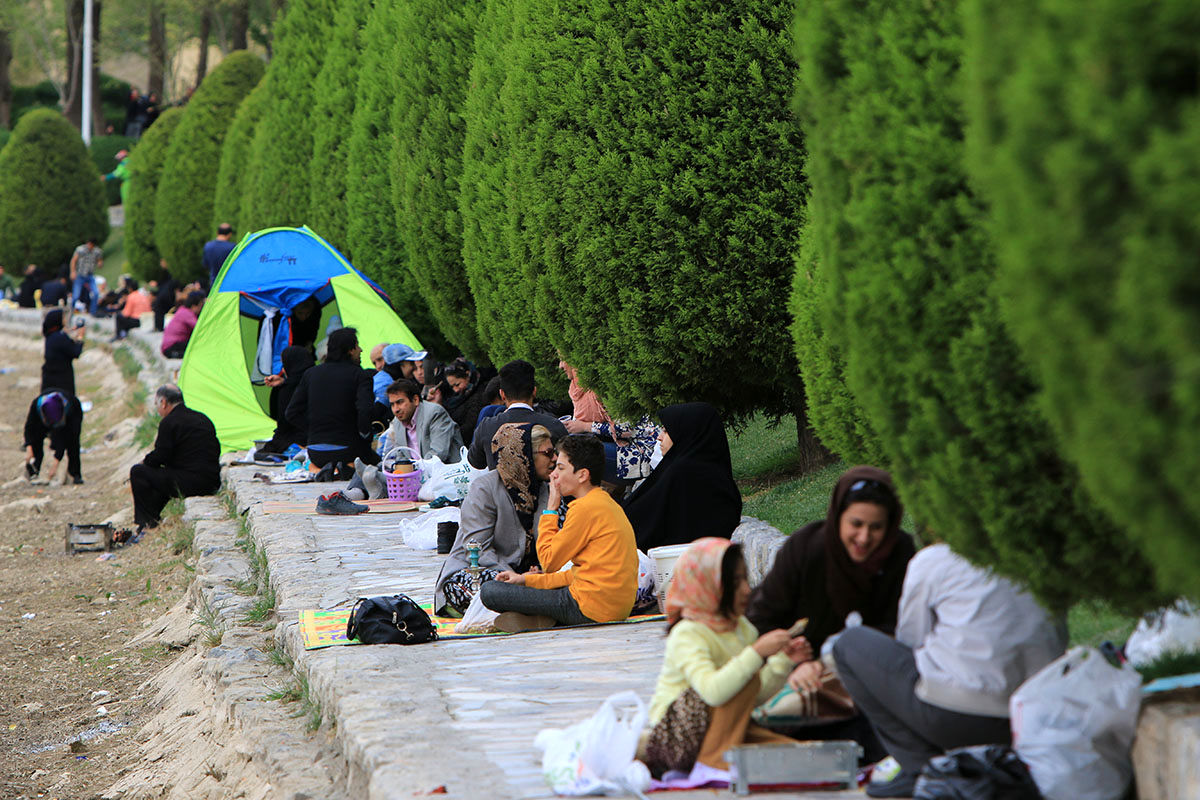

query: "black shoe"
left=72, top=476, right=84, bottom=485
left=25, top=462, right=37, bottom=479
left=866, top=770, right=918, bottom=798
left=316, top=491, right=369, bottom=515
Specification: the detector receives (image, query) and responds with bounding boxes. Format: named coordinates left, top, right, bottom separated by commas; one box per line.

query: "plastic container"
left=726, top=741, right=862, bottom=794
left=647, top=543, right=691, bottom=612
left=384, top=468, right=423, bottom=502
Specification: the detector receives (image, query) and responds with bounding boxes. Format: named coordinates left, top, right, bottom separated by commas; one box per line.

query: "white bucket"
left=647, top=543, right=691, bottom=613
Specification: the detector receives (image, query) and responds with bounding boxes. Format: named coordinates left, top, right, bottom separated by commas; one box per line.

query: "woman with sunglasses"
left=746, top=466, right=916, bottom=758
left=433, top=423, right=557, bottom=616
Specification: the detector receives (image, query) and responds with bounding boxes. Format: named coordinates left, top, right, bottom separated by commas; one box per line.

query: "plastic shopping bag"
left=418, top=447, right=488, bottom=502
left=454, top=590, right=500, bottom=634
left=534, top=690, right=651, bottom=796
left=914, top=745, right=1041, bottom=800
left=632, top=550, right=659, bottom=614
left=398, top=507, right=461, bottom=550
left=1010, top=646, right=1142, bottom=800
left=1125, top=599, right=1200, bottom=667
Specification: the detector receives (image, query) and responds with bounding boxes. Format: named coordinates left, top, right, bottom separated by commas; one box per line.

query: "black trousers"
left=833, top=626, right=1012, bottom=775
left=162, top=341, right=186, bottom=359
left=129, top=464, right=217, bottom=527
left=30, top=413, right=83, bottom=481
left=115, top=315, right=141, bottom=335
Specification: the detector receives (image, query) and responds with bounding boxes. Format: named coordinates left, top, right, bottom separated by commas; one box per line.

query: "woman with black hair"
left=643, top=537, right=807, bottom=778
left=41, top=309, right=84, bottom=396
left=285, top=327, right=378, bottom=470
left=443, top=357, right=489, bottom=443
left=622, top=402, right=741, bottom=550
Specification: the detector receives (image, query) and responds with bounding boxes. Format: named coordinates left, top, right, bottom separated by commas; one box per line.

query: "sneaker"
left=316, top=491, right=369, bottom=515
left=72, top=477, right=84, bottom=485
left=494, top=612, right=556, bottom=633
left=866, top=770, right=918, bottom=798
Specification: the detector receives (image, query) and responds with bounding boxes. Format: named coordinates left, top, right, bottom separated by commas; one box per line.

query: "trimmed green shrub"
left=0, top=109, right=108, bottom=273
left=241, top=0, right=335, bottom=231
left=964, top=0, right=1200, bottom=599
left=212, top=77, right=268, bottom=236
left=156, top=51, right=265, bottom=283
left=460, top=0, right=559, bottom=383
left=124, top=107, right=184, bottom=280
left=483, top=0, right=807, bottom=421
left=390, top=0, right=485, bottom=359
left=89, top=135, right=135, bottom=207
left=791, top=0, right=1157, bottom=611
left=307, top=0, right=369, bottom=253
left=345, top=0, right=451, bottom=356
left=0, top=130, right=11, bottom=151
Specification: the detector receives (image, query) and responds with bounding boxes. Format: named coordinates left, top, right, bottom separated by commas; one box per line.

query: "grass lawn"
left=726, top=413, right=1139, bottom=647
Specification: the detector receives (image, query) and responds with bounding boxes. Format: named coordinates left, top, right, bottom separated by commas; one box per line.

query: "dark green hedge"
left=241, top=0, right=335, bottom=231
left=0, top=109, right=108, bottom=273
left=212, top=78, right=268, bottom=236
left=792, top=0, right=1158, bottom=611
left=307, top=0, right=369, bottom=253
left=155, top=52, right=265, bottom=283
left=483, top=0, right=807, bottom=420
left=89, top=135, right=134, bottom=207
left=390, top=0, right=485, bottom=359
left=124, top=107, right=184, bottom=280
left=345, top=0, right=451, bottom=356
left=964, top=0, right=1200, bottom=600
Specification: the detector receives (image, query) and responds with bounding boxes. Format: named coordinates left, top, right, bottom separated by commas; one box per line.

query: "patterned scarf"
left=491, top=423, right=539, bottom=544
left=664, top=537, right=738, bottom=633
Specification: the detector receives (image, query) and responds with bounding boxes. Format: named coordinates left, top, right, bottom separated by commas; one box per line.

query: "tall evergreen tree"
left=212, top=77, right=268, bottom=236
left=125, top=107, right=184, bottom=279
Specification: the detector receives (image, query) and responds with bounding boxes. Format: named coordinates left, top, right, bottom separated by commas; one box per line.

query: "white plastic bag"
left=1010, top=646, right=1142, bottom=800
left=454, top=590, right=500, bottom=634
left=1125, top=599, right=1200, bottom=667
left=632, top=550, right=658, bottom=614
left=418, top=447, right=488, bottom=502
left=398, top=507, right=461, bottom=550
left=534, top=690, right=651, bottom=796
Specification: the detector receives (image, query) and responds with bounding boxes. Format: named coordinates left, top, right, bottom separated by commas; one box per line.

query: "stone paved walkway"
left=229, top=469, right=863, bottom=799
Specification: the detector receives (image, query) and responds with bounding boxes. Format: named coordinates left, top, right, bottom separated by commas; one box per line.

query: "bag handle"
left=346, top=597, right=367, bottom=641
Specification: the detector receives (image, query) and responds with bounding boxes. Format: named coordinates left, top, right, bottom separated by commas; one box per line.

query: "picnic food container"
left=385, top=468, right=423, bottom=502
left=726, top=740, right=862, bottom=794
left=65, top=522, right=114, bottom=554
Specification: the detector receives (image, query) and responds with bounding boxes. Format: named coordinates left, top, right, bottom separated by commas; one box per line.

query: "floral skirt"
left=441, top=567, right=501, bottom=615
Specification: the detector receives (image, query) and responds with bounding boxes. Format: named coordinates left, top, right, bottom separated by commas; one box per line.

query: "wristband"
left=541, top=510, right=558, bottom=516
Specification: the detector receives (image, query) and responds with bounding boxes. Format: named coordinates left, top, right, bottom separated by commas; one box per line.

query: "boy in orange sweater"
left=481, top=434, right=638, bottom=632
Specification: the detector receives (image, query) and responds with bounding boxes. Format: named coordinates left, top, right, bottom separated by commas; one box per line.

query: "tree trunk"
left=63, top=0, right=83, bottom=127
left=195, top=7, right=211, bottom=85
left=230, top=0, right=249, bottom=51
left=148, top=2, right=166, bottom=98
left=794, top=410, right=835, bottom=475
left=0, top=29, right=11, bottom=130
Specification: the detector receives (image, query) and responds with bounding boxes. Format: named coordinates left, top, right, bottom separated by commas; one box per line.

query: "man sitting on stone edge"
left=128, top=384, right=221, bottom=541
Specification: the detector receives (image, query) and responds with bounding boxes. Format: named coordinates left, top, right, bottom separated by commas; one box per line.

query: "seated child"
left=481, top=434, right=637, bottom=631
left=642, top=538, right=807, bottom=779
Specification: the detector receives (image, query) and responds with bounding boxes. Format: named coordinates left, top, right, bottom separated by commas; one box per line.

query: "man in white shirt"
left=467, top=360, right=567, bottom=469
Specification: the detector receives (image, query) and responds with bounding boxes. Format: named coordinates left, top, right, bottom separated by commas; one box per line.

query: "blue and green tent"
left=178, top=226, right=420, bottom=453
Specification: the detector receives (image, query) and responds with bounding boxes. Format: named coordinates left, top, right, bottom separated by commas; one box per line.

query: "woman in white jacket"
left=832, top=543, right=1067, bottom=798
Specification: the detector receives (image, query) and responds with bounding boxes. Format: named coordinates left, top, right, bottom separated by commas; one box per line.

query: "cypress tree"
left=391, top=0, right=485, bottom=359
left=964, top=0, right=1200, bottom=599
left=212, top=77, right=268, bottom=237
left=241, top=0, right=335, bottom=231
left=497, top=0, right=807, bottom=421
left=346, top=0, right=450, bottom=356
left=792, top=0, right=1157, bottom=610
left=156, top=51, right=265, bottom=284
left=125, top=107, right=184, bottom=280
left=0, top=109, right=108, bottom=274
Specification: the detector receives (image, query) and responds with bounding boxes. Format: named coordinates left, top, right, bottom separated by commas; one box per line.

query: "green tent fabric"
left=178, top=226, right=421, bottom=454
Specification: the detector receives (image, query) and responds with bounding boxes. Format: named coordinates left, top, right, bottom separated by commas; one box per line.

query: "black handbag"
left=346, top=595, right=438, bottom=645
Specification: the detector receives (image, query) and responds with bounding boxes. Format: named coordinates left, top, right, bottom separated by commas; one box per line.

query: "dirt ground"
left=0, top=333, right=193, bottom=800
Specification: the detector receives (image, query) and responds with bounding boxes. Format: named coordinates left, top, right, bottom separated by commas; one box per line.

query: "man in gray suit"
left=386, top=379, right=463, bottom=463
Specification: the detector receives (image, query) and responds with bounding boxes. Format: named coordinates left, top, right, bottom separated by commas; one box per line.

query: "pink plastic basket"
left=384, top=469, right=422, bottom=502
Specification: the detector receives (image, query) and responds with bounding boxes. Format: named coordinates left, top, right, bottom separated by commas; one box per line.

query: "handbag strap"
left=346, top=597, right=367, bottom=641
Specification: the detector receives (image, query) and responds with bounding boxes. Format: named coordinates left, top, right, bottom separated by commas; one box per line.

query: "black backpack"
left=346, top=595, right=438, bottom=645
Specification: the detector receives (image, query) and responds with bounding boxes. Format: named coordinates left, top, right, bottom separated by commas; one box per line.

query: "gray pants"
left=480, top=581, right=595, bottom=627
left=833, top=626, right=1012, bottom=774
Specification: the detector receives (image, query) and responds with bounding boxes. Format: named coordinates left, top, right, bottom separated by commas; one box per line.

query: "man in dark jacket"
left=129, top=384, right=221, bottom=535
left=467, top=360, right=567, bottom=469
left=23, top=390, right=84, bottom=484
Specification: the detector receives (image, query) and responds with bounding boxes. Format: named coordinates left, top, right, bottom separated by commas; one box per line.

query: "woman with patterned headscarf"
left=643, top=537, right=807, bottom=779
left=433, top=423, right=557, bottom=616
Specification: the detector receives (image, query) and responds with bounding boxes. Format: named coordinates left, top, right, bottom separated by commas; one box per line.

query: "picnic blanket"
left=261, top=499, right=421, bottom=514
left=299, top=603, right=666, bottom=649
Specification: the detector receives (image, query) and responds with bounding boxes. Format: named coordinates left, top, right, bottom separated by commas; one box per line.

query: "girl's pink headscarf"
left=664, top=537, right=737, bottom=633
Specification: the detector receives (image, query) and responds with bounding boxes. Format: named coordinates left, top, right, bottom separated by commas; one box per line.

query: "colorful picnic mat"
left=261, top=499, right=421, bottom=514
left=299, top=603, right=666, bottom=649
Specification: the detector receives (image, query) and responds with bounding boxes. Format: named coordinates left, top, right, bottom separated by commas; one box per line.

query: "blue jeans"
left=72, top=275, right=98, bottom=314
